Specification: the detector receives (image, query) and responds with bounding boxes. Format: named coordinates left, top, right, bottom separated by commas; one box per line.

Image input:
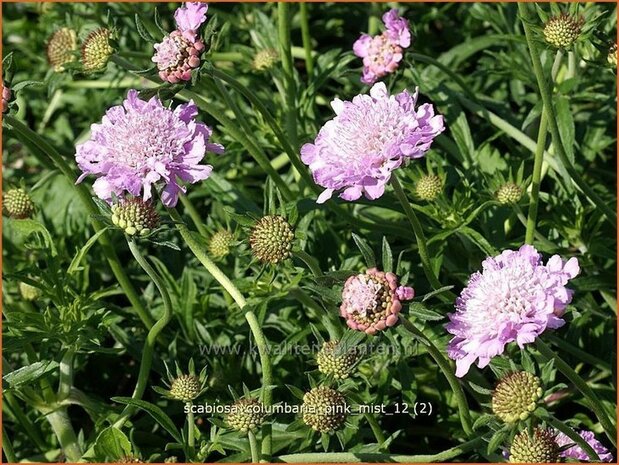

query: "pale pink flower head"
left=340, top=267, right=414, bottom=335
left=75, top=89, right=224, bottom=207
left=555, top=429, right=614, bottom=462
left=2, top=82, right=11, bottom=114
left=152, top=2, right=208, bottom=83
left=301, top=82, right=444, bottom=204
left=446, top=245, right=580, bottom=378
left=353, top=9, right=411, bottom=85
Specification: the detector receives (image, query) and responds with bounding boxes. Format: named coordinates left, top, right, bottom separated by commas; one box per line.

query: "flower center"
left=154, top=33, right=189, bottom=70
left=367, top=33, right=402, bottom=67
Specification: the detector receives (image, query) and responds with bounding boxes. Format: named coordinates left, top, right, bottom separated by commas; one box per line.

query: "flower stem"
left=390, top=176, right=454, bottom=300
left=3, top=115, right=155, bottom=329
left=518, top=3, right=617, bottom=229
left=278, top=2, right=298, bottom=149
left=2, top=428, right=17, bottom=463
left=46, top=408, right=82, bottom=462
left=114, top=239, right=173, bottom=428
left=299, top=2, right=314, bottom=77
left=277, top=436, right=484, bottom=462
left=535, top=338, right=616, bottom=446
left=535, top=411, right=600, bottom=461
left=248, top=430, right=260, bottom=463
left=363, top=413, right=386, bottom=446
left=187, top=408, right=196, bottom=455
left=56, top=347, right=75, bottom=402
left=179, top=196, right=208, bottom=237
left=399, top=317, right=473, bottom=437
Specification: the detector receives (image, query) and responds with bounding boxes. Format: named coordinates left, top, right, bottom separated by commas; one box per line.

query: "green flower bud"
left=252, top=48, right=279, bottom=71
left=46, top=27, right=77, bottom=72
left=164, top=457, right=178, bottom=463
left=415, top=174, right=443, bottom=201
left=208, top=229, right=234, bottom=259
left=496, top=182, right=523, bottom=205
left=316, top=340, right=359, bottom=380
left=169, top=374, right=201, bottom=402
left=249, top=215, right=294, bottom=264
left=225, top=398, right=268, bottom=433
left=608, top=44, right=617, bottom=68
left=19, top=282, right=42, bottom=301
left=111, top=198, right=160, bottom=236
left=492, top=371, right=542, bottom=423
left=81, top=28, right=114, bottom=73
left=543, top=15, right=583, bottom=49
left=301, top=386, right=347, bottom=433
left=509, top=427, right=559, bottom=463
left=118, top=456, right=143, bottom=463
left=3, top=188, right=35, bottom=219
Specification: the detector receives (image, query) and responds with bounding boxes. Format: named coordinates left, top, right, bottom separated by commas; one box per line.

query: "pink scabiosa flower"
left=340, top=267, right=414, bottom=335
left=446, top=245, right=580, bottom=378
left=555, top=429, right=614, bottom=462
left=353, top=9, right=411, bottom=85
left=152, top=2, right=208, bottom=84
left=301, top=83, right=444, bottom=204
left=75, top=89, right=224, bottom=207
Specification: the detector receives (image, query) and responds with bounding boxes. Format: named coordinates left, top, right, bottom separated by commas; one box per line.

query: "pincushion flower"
left=446, top=245, right=579, bottom=377
left=340, top=267, right=414, bottom=335
left=555, top=429, right=614, bottom=462
left=301, top=82, right=444, bottom=204
left=152, top=2, right=208, bottom=83
left=353, top=9, right=411, bottom=84
left=75, top=89, right=223, bottom=207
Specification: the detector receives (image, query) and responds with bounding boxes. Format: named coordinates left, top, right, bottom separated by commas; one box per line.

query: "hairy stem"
left=179, top=196, right=208, bottom=237
left=114, top=239, right=173, bottom=428
left=278, top=2, right=298, bottom=149
left=399, top=317, right=473, bottom=437
left=248, top=430, right=260, bottom=463
left=535, top=338, right=616, bottom=446
left=277, top=436, right=484, bottom=462
left=299, top=3, right=314, bottom=77
left=56, top=347, right=75, bottom=402
left=46, top=408, right=82, bottom=461
left=518, top=3, right=617, bottom=228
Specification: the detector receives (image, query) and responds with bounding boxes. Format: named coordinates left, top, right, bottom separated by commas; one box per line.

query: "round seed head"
left=492, top=371, right=543, bottom=423
left=81, top=28, right=114, bottom=73
left=169, top=374, right=201, bottom=402
left=252, top=48, right=279, bottom=71
left=543, top=15, right=583, bottom=49
left=3, top=188, right=35, bottom=219
left=118, top=456, right=143, bottom=463
left=496, top=183, right=523, bottom=205
left=225, top=398, right=268, bottom=433
left=47, top=27, right=78, bottom=72
left=249, top=215, right=294, bottom=264
left=19, top=282, right=42, bottom=301
left=164, top=457, right=178, bottom=463
left=316, top=340, right=359, bottom=380
left=415, top=174, right=443, bottom=201
left=111, top=198, right=160, bottom=236
left=209, top=230, right=234, bottom=259
left=301, top=386, right=347, bottom=433
left=608, top=44, right=617, bottom=67
left=509, top=427, right=560, bottom=463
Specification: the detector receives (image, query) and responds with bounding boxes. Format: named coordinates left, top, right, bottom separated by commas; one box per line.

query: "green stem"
left=277, top=436, right=484, bottom=463
left=2, top=428, right=17, bottom=463
left=248, top=430, right=260, bottom=463
left=299, top=3, right=314, bottom=76
left=399, top=317, right=473, bottom=437
left=525, top=111, right=548, bottom=245
left=3, top=115, right=155, bottom=329
left=363, top=413, right=386, bottom=446
left=390, top=176, right=454, bottom=300
left=179, top=196, right=208, bottom=237
left=187, top=408, right=196, bottom=453
left=535, top=338, right=616, bottom=446
left=57, top=347, right=75, bottom=402
left=46, top=408, right=82, bottom=461
left=3, top=391, right=47, bottom=451
left=537, top=412, right=600, bottom=461
left=278, top=2, right=298, bottom=149
left=518, top=3, right=617, bottom=228
left=114, top=239, right=173, bottom=428
left=245, top=311, right=274, bottom=407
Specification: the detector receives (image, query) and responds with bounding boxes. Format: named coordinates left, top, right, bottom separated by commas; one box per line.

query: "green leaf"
left=135, top=14, right=156, bottom=42
left=286, top=384, right=305, bottom=400
left=351, top=233, right=376, bottom=268
left=555, top=96, right=575, bottom=164
left=486, top=426, right=508, bottom=455
left=68, top=227, right=109, bottom=274
left=381, top=237, right=393, bottom=273
left=408, top=302, right=444, bottom=321
left=421, top=286, right=455, bottom=302
left=472, top=414, right=495, bottom=431
left=3, top=360, right=59, bottom=388
left=94, top=426, right=132, bottom=460
left=8, top=219, right=57, bottom=256
left=111, top=397, right=182, bottom=443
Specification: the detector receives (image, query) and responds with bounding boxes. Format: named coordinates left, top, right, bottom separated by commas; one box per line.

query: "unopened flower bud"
left=3, top=188, right=35, bottom=219
left=47, top=27, right=77, bottom=72
left=81, top=28, right=114, bottom=73
left=225, top=398, right=268, bottom=433
left=608, top=44, right=617, bottom=67
left=496, top=183, right=523, bottom=205
left=209, top=230, right=234, bottom=259
left=19, top=282, right=42, bottom=301
left=415, top=174, right=443, bottom=201
left=111, top=198, right=160, bottom=236
left=2, top=82, right=11, bottom=114
left=301, top=386, right=347, bottom=433
left=492, top=371, right=542, bottom=423
left=509, top=427, right=559, bottom=463
left=169, top=374, right=201, bottom=402
left=316, top=340, right=359, bottom=380
left=543, top=15, right=583, bottom=49
left=249, top=215, right=294, bottom=264
left=252, top=48, right=279, bottom=71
